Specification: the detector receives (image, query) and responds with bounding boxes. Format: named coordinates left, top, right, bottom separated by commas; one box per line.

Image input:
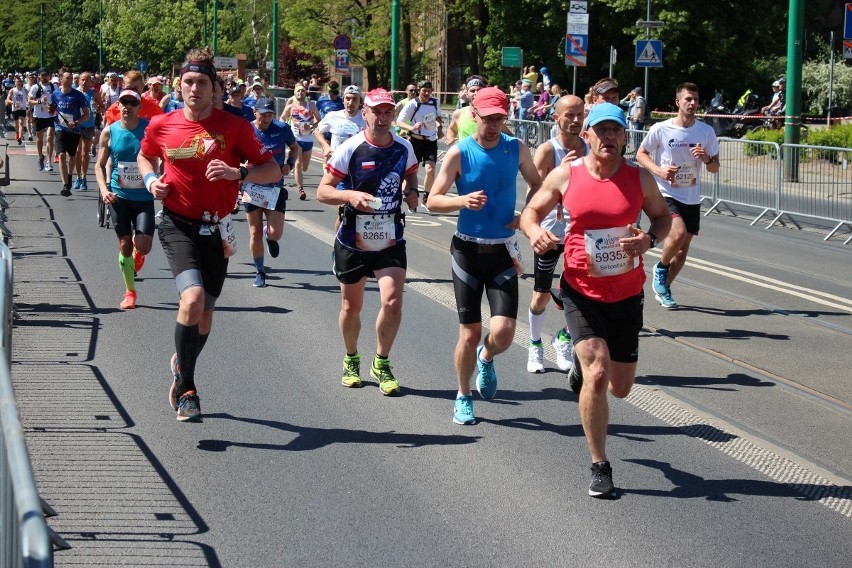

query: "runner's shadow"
left=636, top=372, right=774, bottom=391
left=198, top=412, right=482, bottom=452
left=621, top=459, right=850, bottom=503
left=657, top=327, right=789, bottom=341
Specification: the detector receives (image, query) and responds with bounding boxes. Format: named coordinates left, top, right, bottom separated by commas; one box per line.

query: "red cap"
left=364, top=88, right=395, bottom=107
left=472, top=87, right=509, bottom=116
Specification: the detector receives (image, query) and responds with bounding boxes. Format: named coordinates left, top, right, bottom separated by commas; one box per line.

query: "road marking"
left=288, top=209, right=852, bottom=516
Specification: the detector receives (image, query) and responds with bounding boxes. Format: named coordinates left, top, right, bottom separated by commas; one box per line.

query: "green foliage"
left=802, top=59, right=852, bottom=116
left=742, top=126, right=784, bottom=158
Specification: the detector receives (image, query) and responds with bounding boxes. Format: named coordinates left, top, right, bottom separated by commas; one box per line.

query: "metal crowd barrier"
left=0, top=241, right=53, bottom=567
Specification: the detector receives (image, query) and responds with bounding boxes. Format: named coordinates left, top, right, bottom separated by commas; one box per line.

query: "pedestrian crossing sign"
left=635, top=40, right=663, bottom=68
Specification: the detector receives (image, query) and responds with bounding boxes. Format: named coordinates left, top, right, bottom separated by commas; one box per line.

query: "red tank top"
left=562, top=158, right=645, bottom=302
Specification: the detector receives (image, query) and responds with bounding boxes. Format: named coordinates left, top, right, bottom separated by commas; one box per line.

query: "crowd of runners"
left=3, top=52, right=720, bottom=499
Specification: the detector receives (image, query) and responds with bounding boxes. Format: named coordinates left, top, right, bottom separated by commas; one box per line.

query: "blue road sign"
left=845, top=4, right=852, bottom=39
left=635, top=40, right=662, bottom=68
left=136, top=60, right=148, bottom=73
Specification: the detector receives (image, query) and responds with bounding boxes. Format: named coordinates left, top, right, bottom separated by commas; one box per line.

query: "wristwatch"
left=646, top=231, right=658, bottom=248
left=238, top=166, right=249, bottom=180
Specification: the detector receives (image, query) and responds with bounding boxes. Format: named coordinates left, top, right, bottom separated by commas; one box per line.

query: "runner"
left=137, top=47, right=281, bottom=422
left=525, top=95, right=586, bottom=374
left=243, top=97, right=300, bottom=288
left=313, top=85, right=364, bottom=162
left=636, top=82, right=720, bottom=309
left=73, top=72, right=97, bottom=190
left=143, top=75, right=168, bottom=109
left=94, top=89, right=152, bottom=310
left=426, top=87, right=542, bottom=425
left=316, top=88, right=419, bottom=396
left=280, top=84, right=320, bottom=200
left=25, top=73, right=36, bottom=142
left=519, top=102, right=671, bottom=498
left=444, top=75, right=488, bottom=146
left=396, top=80, right=442, bottom=208
left=5, top=76, right=28, bottom=145
left=104, top=70, right=163, bottom=125
left=51, top=70, right=90, bottom=196
left=29, top=69, right=56, bottom=172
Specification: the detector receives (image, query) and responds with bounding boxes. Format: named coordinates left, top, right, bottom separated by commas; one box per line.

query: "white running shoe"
left=527, top=342, right=545, bottom=373
left=551, top=330, right=574, bottom=372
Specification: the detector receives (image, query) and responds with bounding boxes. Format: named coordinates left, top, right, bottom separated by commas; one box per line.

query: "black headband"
left=180, top=61, right=217, bottom=82
left=467, top=78, right=486, bottom=89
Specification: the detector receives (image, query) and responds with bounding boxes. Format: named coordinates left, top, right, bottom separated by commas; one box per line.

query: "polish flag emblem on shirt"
left=362, top=161, right=375, bottom=170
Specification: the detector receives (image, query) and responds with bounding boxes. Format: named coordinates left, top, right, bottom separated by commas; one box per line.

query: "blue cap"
left=585, top=102, right=627, bottom=130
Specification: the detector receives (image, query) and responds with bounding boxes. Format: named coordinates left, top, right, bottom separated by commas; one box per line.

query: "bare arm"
left=138, top=151, right=168, bottom=199
left=444, top=108, right=462, bottom=145
left=94, top=128, right=116, bottom=204
left=425, top=146, right=487, bottom=213
left=316, top=170, right=380, bottom=212
left=520, top=164, right=569, bottom=254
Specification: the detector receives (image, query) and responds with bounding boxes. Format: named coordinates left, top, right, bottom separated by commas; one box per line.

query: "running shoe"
left=264, top=226, right=280, bottom=258
left=37, top=156, right=44, bottom=171
left=53, top=155, right=59, bottom=163
left=73, top=178, right=81, bottom=190
left=119, top=290, right=137, bottom=310
left=28, top=134, right=33, bottom=142
left=453, top=394, right=476, bottom=425
left=169, top=353, right=180, bottom=410
left=17, top=137, right=22, bottom=146
left=79, top=178, right=88, bottom=191
left=655, top=289, right=678, bottom=309
left=551, top=329, right=574, bottom=372
left=370, top=357, right=400, bottom=396
left=253, top=271, right=267, bottom=288
left=588, top=461, right=615, bottom=498
left=44, top=163, right=53, bottom=172
left=59, top=184, right=71, bottom=197
left=527, top=340, right=544, bottom=373
left=652, top=262, right=669, bottom=296
left=133, top=249, right=145, bottom=273
left=298, top=187, right=307, bottom=200
left=421, top=192, right=429, bottom=206
left=475, top=345, right=497, bottom=399
left=341, top=353, right=362, bottom=388
left=176, top=391, right=202, bottom=422
left=568, top=350, right=583, bottom=394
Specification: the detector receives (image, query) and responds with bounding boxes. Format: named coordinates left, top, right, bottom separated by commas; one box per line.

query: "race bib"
left=584, top=226, right=638, bottom=277
left=218, top=214, right=237, bottom=257
left=117, top=161, right=144, bottom=189
left=673, top=162, right=698, bottom=187
left=423, top=111, right=437, bottom=130
left=354, top=214, right=395, bottom=252
left=505, top=234, right=524, bottom=275
left=241, top=182, right=281, bottom=210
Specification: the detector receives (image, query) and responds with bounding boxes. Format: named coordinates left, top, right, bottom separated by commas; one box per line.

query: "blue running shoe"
left=79, top=178, right=88, bottom=191
left=453, top=394, right=476, bottom=425
left=73, top=177, right=81, bottom=190
left=253, top=271, right=267, bottom=288
left=176, top=392, right=201, bottom=422
left=654, top=289, right=678, bottom=309
left=475, top=345, right=497, bottom=399
left=652, top=262, right=669, bottom=296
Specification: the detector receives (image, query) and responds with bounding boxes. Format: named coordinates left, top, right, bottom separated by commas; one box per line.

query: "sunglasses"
left=474, top=110, right=507, bottom=126
left=119, top=98, right=140, bottom=107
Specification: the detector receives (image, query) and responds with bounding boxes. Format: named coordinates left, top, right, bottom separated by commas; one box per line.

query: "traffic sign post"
left=566, top=0, right=589, bottom=92
left=845, top=3, right=852, bottom=41
left=502, top=47, right=523, bottom=68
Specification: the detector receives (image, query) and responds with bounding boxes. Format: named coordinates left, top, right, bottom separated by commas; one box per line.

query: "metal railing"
left=0, top=241, right=53, bottom=566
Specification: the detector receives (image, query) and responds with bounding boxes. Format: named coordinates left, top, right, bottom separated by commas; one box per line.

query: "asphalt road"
left=4, top=136, right=851, bottom=567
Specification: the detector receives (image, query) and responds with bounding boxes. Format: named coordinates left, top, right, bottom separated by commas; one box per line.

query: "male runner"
left=444, top=75, right=488, bottom=146
left=520, top=102, right=671, bottom=498
left=313, top=85, right=365, bottom=162
left=6, top=76, right=28, bottom=145
left=316, top=88, right=419, bottom=396
left=525, top=95, right=586, bottom=374
left=104, top=70, right=163, bottom=125
left=244, top=97, right=300, bottom=288
left=636, top=82, right=720, bottom=308
left=51, top=70, right=90, bottom=196
left=94, top=89, right=152, bottom=309
left=74, top=72, right=97, bottom=190
left=29, top=69, right=56, bottom=171
left=427, top=87, right=541, bottom=425
left=137, top=48, right=280, bottom=422
left=396, top=80, right=442, bottom=207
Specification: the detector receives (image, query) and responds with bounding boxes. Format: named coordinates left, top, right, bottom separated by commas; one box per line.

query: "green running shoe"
left=342, top=354, right=362, bottom=388
left=370, top=356, right=400, bottom=396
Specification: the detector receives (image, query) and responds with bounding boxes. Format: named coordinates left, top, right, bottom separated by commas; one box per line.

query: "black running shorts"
left=332, top=240, right=407, bottom=285
left=109, top=197, right=155, bottom=238
left=665, top=197, right=701, bottom=235
left=558, top=275, right=643, bottom=363
left=158, top=212, right=229, bottom=300
left=55, top=130, right=81, bottom=156
left=450, top=235, right=519, bottom=325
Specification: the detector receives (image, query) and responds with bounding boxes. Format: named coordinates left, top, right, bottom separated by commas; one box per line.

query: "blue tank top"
left=109, top=119, right=152, bottom=201
left=455, top=133, right=520, bottom=239
left=79, top=88, right=95, bottom=128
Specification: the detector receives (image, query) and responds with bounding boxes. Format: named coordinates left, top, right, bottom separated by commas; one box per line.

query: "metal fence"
left=0, top=242, right=53, bottom=566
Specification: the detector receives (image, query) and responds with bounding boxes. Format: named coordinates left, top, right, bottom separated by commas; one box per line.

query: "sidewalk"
left=3, top=138, right=216, bottom=566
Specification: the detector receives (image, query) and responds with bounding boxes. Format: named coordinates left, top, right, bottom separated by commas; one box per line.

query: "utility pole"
left=271, top=1, right=279, bottom=86
left=39, top=4, right=45, bottom=69
left=212, top=0, right=219, bottom=56
left=784, top=0, right=804, bottom=182
left=390, top=0, right=400, bottom=90
left=98, top=0, right=103, bottom=74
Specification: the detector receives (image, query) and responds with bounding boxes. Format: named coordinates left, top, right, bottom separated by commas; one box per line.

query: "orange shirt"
left=104, top=97, right=163, bottom=125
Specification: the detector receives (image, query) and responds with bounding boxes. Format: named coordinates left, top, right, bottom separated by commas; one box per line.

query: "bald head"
left=554, top=94, right=585, bottom=136
left=555, top=95, right=584, bottom=114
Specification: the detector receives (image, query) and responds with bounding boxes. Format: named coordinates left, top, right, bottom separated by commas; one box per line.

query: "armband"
left=144, top=173, right=159, bottom=192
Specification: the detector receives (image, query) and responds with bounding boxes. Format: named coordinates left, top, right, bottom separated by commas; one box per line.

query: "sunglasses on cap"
left=119, top=98, right=140, bottom=107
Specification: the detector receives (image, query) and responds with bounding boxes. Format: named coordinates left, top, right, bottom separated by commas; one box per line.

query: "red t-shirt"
left=140, top=108, right=272, bottom=220
left=104, top=97, right=162, bottom=125
left=562, top=158, right=645, bottom=303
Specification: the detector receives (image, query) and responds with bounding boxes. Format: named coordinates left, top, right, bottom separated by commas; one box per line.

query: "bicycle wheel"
left=97, top=192, right=106, bottom=227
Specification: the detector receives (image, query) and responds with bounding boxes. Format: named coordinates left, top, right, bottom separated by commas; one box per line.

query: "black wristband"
left=647, top=231, right=658, bottom=248
left=239, top=166, right=249, bottom=180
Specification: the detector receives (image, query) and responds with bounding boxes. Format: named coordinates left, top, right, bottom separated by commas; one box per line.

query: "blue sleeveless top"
left=455, top=133, right=519, bottom=239
left=109, top=119, right=152, bottom=201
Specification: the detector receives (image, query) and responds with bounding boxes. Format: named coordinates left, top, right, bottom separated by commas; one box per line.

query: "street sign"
left=136, top=60, right=148, bottom=73
left=565, top=34, right=587, bottom=67
left=844, top=40, right=852, bottom=59
left=845, top=4, right=852, bottom=39
left=636, top=20, right=665, bottom=29
left=333, top=34, right=351, bottom=51
left=502, top=47, right=523, bottom=68
left=214, top=56, right=238, bottom=69
left=569, top=1, right=587, bottom=13
left=635, top=40, right=663, bottom=68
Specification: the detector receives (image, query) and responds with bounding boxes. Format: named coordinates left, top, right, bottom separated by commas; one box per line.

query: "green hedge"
left=742, top=124, right=852, bottom=161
